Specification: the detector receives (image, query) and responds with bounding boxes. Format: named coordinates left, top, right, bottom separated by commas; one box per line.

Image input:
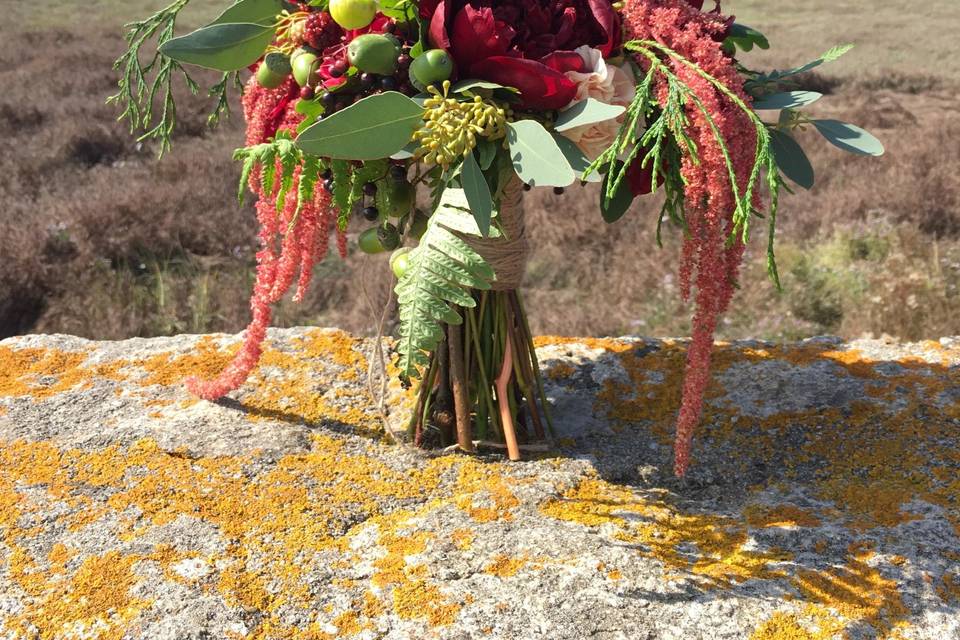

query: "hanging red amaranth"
left=621, top=0, right=759, bottom=476
left=186, top=76, right=342, bottom=401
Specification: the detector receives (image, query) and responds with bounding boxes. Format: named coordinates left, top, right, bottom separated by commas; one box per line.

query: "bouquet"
left=111, top=0, right=882, bottom=475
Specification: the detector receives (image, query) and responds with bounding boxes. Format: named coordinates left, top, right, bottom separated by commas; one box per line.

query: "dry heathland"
left=1, top=0, right=958, bottom=341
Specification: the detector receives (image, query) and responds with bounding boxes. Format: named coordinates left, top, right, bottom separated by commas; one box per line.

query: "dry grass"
left=1, top=1, right=958, bottom=342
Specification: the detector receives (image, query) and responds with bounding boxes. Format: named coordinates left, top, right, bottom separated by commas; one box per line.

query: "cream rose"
left=559, top=46, right=637, bottom=160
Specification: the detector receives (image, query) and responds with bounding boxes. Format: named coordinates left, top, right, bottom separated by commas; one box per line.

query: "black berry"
left=390, top=164, right=407, bottom=181
left=362, top=206, right=380, bottom=221
left=379, top=76, right=398, bottom=91
left=363, top=181, right=378, bottom=196
left=553, top=186, right=565, bottom=195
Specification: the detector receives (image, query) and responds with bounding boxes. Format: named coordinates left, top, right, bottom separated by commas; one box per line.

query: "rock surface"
left=1, top=328, right=960, bottom=639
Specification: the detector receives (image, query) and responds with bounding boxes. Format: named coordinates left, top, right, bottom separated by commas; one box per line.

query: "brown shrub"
left=1, top=15, right=958, bottom=343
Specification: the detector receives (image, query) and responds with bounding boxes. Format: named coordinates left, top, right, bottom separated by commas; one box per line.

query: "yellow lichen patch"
left=533, top=336, right=636, bottom=353
left=241, top=330, right=380, bottom=434
left=791, top=547, right=910, bottom=639
left=483, top=554, right=528, bottom=578
left=0, top=433, right=517, bottom=637
left=140, top=337, right=238, bottom=387
left=6, top=550, right=149, bottom=640
left=451, top=528, right=474, bottom=551
left=750, top=612, right=818, bottom=640
left=0, top=346, right=90, bottom=399
left=392, top=578, right=461, bottom=627
left=541, top=477, right=789, bottom=589
left=454, top=463, right=520, bottom=522
left=745, top=504, right=822, bottom=529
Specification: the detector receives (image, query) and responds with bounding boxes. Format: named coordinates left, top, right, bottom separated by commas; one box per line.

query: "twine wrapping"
left=464, top=177, right=528, bottom=290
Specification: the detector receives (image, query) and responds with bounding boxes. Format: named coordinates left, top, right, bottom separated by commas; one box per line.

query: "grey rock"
left=0, top=329, right=959, bottom=639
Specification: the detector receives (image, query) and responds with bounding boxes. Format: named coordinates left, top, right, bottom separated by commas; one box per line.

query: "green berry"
left=358, top=227, right=386, bottom=254
left=410, top=49, right=454, bottom=86
left=257, top=53, right=291, bottom=89
left=292, top=53, right=319, bottom=87
left=329, top=0, right=377, bottom=30
left=390, top=248, right=412, bottom=279
left=348, top=34, right=401, bottom=76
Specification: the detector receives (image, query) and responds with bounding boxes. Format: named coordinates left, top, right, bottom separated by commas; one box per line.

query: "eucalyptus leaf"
left=390, top=141, right=419, bottom=160
left=554, top=98, right=626, bottom=132
left=552, top=133, right=601, bottom=182
left=764, top=44, right=854, bottom=81
left=451, top=79, right=513, bottom=93
left=753, top=91, right=823, bottom=110
left=460, top=151, right=494, bottom=236
left=812, top=119, right=885, bottom=156
left=726, top=23, right=770, bottom=51
left=297, top=92, right=425, bottom=160
left=770, top=130, right=815, bottom=189
left=476, top=139, right=497, bottom=170
left=211, top=0, right=282, bottom=26
left=600, top=162, right=635, bottom=224
left=506, top=120, right=575, bottom=187
left=159, top=22, right=274, bottom=72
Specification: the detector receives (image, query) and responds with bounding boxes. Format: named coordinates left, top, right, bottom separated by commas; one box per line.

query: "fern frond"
left=395, top=188, right=499, bottom=380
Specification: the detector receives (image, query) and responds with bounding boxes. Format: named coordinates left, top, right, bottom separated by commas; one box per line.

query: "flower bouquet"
left=112, top=0, right=882, bottom=475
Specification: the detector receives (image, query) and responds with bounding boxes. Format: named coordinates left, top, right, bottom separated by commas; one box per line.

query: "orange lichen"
left=451, top=528, right=475, bottom=551
left=483, top=554, right=528, bottom=578
left=391, top=578, right=461, bottom=626
left=745, top=504, right=822, bottom=529
left=541, top=477, right=789, bottom=589
left=792, top=546, right=909, bottom=639
left=750, top=612, right=818, bottom=640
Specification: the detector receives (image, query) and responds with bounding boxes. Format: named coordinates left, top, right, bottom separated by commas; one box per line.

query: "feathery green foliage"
left=589, top=39, right=783, bottom=287
left=395, top=188, right=498, bottom=379
left=234, top=132, right=324, bottom=226
left=108, top=0, right=196, bottom=156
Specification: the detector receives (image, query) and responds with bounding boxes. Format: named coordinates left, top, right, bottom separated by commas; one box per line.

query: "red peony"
left=425, top=0, right=620, bottom=109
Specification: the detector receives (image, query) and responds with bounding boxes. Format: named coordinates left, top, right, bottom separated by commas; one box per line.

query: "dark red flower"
left=625, top=152, right=665, bottom=196
left=425, top=0, right=619, bottom=110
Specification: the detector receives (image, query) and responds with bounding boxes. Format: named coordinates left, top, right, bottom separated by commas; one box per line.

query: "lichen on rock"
left=1, top=328, right=959, bottom=639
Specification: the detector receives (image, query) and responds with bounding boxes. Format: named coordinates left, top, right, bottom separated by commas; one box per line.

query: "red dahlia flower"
left=426, top=0, right=620, bottom=109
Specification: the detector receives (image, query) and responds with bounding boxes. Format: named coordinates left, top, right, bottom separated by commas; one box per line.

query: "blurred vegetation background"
left=1, top=0, right=958, bottom=341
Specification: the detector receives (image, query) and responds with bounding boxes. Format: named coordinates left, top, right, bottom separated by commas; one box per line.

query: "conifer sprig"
left=108, top=0, right=196, bottom=157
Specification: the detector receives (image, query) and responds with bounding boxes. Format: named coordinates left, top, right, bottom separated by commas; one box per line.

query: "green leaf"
left=811, top=119, right=884, bottom=156
left=599, top=161, right=635, bottom=224
left=725, top=23, right=770, bottom=51
left=159, top=22, right=274, bottom=72
left=297, top=92, right=424, bottom=160
left=460, top=151, right=494, bottom=236
left=395, top=188, right=497, bottom=379
left=506, top=120, right=575, bottom=187
left=476, top=139, right=498, bottom=170
left=451, top=79, right=518, bottom=94
left=552, top=133, right=601, bottom=183
left=211, top=0, right=283, bottom=26
left=554, top=98, right=626, bottom=132
left=765, top=44, right=854, bottom=81
left=753, top=91, right=823, bottom=111
left=770, top=130, right=815, bottom=189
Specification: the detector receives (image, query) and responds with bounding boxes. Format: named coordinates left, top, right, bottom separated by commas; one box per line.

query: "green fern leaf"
left=395, top=188, right=498, bottom=380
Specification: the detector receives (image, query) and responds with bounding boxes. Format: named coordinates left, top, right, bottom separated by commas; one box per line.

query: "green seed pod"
left=409, top=49, right=454, bottom=86
left=347, top=34, right=401, bottom=76
left=358, top=227, right=386, bottom=254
